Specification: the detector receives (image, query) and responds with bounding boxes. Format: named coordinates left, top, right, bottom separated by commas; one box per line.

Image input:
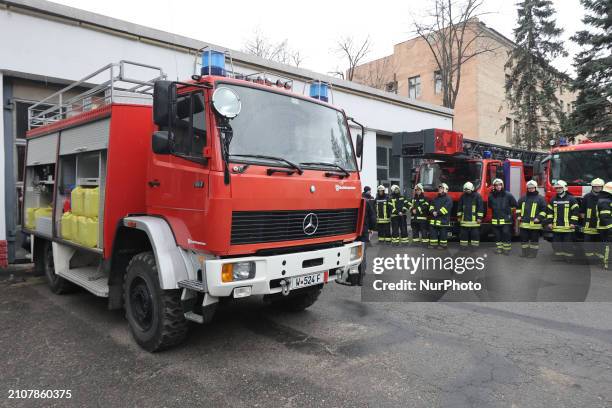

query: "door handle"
left=148, top=179, right=160, bottom=188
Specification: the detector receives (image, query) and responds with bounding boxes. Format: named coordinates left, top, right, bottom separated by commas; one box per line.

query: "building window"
left=434, top=71, right=442, bottom=94
left=505, top=118, right=512, bottom=143
left=376, top=146, right=388, bottom=166
left=513, top=120, right=520, bottom=143
left=408, top=76, right=421, bottom=98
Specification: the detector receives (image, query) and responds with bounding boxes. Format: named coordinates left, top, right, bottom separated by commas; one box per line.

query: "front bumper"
left=205, top=241, right=363, bottom=297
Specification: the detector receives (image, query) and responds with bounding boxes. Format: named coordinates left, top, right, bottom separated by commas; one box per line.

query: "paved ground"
left=1, top=257, right=612, bottom=408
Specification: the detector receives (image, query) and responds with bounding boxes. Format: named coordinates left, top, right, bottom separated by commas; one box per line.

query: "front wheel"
left=124, top=251, right=188, bottom=352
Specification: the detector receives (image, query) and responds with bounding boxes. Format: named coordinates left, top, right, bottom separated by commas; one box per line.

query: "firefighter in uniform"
left=580, top=178, right=605, bottom=263
left=546, top=180, right=579, bottom=261
left=429, top=183, right=453, bottom=249
left=408, top=183, right=430, bottom=246
left=388, top=185, right=409, bottom=245
left=517, top=180, right=547, bottom=258
left=375, top=185, right=390, bottom=244
left=488, top=178, right=518, bottom=255
left=457, top=181, right=484, bottom=250
left=597, top=182, right=612, bottom=270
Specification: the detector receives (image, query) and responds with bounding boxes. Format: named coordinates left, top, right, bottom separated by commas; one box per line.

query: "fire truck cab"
left=23, top=59, right=365, bottom=351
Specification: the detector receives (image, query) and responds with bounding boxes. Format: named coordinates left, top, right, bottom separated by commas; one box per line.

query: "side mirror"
left=356, top=134, right=363, bottom=158
left=152, top=131, right=171, bottom=154
left=533, top=160, right=542, bottom=176
left=153, top=80, right=177, bottom=127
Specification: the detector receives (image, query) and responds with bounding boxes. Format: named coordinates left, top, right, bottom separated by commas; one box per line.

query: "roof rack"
left=28, top=61, right=165, bottom=130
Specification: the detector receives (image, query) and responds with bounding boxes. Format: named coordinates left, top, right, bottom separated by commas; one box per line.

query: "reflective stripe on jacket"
left=457, top=192, right=484, bottom=227
left=408, top=195, right=429, bottom=221
left=547, top=193, right=579, bottom=232
left=517, top=193, right=547, bottom=230
left=597, top=193, right=612, bottom=230
left=581, top=192, right=601, bottom=234
left=388, top=194, right=409, bottom=217
left=375, top=194, right=390, bottom=223
left=488, top=191, right=517, bottom=225
left=429, top=194, right=453, bottom=226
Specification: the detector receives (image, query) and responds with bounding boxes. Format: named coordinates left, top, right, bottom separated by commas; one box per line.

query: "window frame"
left=170, top=90, right=208, bottom=163
left=408, top=75, right=421, bottom=99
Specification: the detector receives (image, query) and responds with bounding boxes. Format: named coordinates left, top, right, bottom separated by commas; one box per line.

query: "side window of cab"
left=173, top=92, right=206, bottom=157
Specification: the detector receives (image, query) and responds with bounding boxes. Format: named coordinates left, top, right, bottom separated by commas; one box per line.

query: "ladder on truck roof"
left=28, top=61, right=166, bottom=130
left=462, top=138, right=545, bottom=165
left=392, top=128, right=545, bottom=166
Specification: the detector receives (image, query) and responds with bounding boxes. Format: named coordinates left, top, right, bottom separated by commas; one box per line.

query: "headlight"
left=221, top=261, right=256, bottom=282
left=350, top=244, right=363, bottom=261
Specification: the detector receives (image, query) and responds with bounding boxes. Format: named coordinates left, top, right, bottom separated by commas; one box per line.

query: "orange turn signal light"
left=221, top=264, right=233, bottom=283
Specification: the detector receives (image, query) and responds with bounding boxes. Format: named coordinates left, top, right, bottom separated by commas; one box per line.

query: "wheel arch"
left=108, top=216, right=190, bottom=309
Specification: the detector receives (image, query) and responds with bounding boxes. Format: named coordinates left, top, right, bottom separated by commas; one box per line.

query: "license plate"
left=291, top=272, right=327, bottom=289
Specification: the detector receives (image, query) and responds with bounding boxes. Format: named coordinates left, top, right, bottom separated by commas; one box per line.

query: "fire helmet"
left=377, top=185, right=385, bottom=192
left=554, top=180, right=568, bottom=192
left=526, top=180, right=538, bottom=189
left=591, top=178, right=605, bottom=187
left=414, top=183, right=424, bottom=191
left=463, top=181, right=474, bottom=192
left=493, top=178, right=504, bottom=187
left=391, top=184, right=400, bottom=193
left=439, top=183, right=449, bottom=193
left=604, top=182, right=612, bottom=195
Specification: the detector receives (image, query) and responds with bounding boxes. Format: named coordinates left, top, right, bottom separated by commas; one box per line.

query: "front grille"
left=231, top=208, right=358, bottom=245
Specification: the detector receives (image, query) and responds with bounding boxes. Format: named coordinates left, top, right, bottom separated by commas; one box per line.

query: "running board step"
left=178, top=279, right=206, bottom=292
left=57, top=266, right=109, bottom=297
left=184, top=311, right=204, bottom=324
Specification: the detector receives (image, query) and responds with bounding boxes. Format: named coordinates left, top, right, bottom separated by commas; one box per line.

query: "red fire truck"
left=393, top=129, right=545, bottom=235
left=536, top=139, right=612, bottom=201
left=23, top=59, right=365, bottom=351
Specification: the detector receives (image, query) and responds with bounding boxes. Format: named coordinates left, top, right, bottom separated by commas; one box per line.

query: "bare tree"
left=353, top=56, right=399, bottom=91
left=335, top=36, right=371, bottom=81
left=412, top=0, right=498, bottom=108
left=243, top=29, right=304, bottom=68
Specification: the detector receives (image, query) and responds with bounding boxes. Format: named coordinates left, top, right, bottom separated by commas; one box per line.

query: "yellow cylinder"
left=61, top=212, right=75, bottom=241
left=77, top=216, right=98, bottom=248
left=84, top=187, right=100, bottom=218
left=71, top=187, right=85, bottom=216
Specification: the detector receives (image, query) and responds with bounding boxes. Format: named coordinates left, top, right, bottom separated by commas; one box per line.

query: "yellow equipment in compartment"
left=77, top=216, right=98, bottom=248
left=83, top=187, right=100, bottom=218
left=71, top=186, right=85, bottom=215
left=26, top=207, right=52, bottom=230
left=60, top=212, right=76, bottom=241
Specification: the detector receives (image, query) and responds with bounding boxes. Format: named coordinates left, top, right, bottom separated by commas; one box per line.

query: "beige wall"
left=353, top=25, right=576, bottom=147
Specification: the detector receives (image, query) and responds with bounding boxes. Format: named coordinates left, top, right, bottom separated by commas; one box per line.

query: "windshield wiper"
left=300, top=162, right=350, bottom=177
left=230, top=154, right=303, bottom=175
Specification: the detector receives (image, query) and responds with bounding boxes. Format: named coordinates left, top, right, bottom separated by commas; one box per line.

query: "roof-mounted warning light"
left=483, top=150, right=492, bottom=159
left=202, top=50, right=226, bottom=76
left=309, top=81, right=329, bottom=102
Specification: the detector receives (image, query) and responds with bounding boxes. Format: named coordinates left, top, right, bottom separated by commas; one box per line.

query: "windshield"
left=550, top=149, right=612, bottom=186
left=220, top=83, right=357, bottom=171
left=419, top=161, right=483, bottom=192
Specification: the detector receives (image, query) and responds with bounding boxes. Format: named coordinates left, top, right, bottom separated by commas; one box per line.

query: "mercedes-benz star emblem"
left=302, top=213, right=319, bottom=235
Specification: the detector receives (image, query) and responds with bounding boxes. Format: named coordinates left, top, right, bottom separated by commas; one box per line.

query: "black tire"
left=43, top=240, right=76, bottom=294
left=124, top=251, right=188, bottom=352
left=271, top=286, right=322, bottom=312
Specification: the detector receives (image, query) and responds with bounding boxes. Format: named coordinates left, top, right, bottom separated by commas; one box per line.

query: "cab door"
left=147, top=90, right=210, bottom=243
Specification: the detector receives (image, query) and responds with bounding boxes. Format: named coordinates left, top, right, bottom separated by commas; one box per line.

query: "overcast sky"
left=50, top=0, right=585, bottom=77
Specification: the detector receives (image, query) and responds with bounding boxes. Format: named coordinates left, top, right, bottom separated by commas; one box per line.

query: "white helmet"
left=439, top=183, right=449, bottom=193
left=391, top=184, right=400, bottom=193
left=604, top=182, right=612, bottom=195
left=591, top=178, right=605, bottom=187
left=463, top=181, right=474, bottom=192
left=377, top=185, right=385, bottom=192
left=554, top=180, right=568, bottom=192
left=493, top=178, right=504, bottom=187
left=414, top=183, right=424, bottom=192
left=526, top=180, right=538, bottom=189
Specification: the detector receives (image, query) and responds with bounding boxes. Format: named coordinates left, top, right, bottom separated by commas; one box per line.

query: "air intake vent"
left=231, top=209, right=358, bottom=245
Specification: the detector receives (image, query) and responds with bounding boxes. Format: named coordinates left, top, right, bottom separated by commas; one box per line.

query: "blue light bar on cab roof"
left=202, top=51, right=226, bottom=76
left=309, top=82, right=329, bottom=102
left=483, top=150, right=492, bottom=159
